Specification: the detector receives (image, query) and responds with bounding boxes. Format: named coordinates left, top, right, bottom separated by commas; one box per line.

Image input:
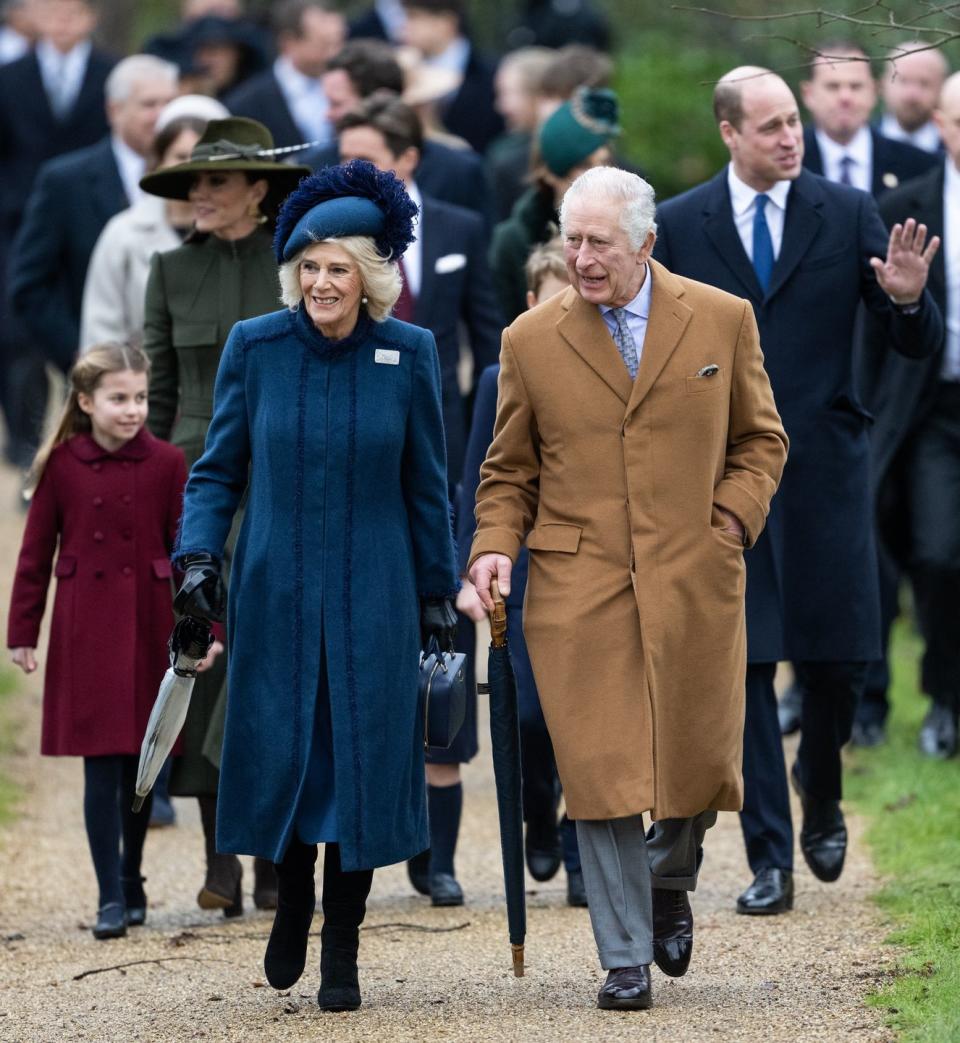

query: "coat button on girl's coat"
left=93, top=531, right=104, bottom=541
left=122, top=566, right=132, bottom=576
left=93, top=496, right=103, bottom=506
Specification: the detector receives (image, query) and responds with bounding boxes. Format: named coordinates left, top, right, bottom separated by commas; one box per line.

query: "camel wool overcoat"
left=469, top=261, right=788, bottom=821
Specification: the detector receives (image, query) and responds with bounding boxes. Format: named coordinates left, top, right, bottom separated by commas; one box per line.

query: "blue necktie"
left=839, top=155, right=854, bottom=185
left=611, top=308, right=639, bottom=380
left=752, top=193, right=774, bottom=294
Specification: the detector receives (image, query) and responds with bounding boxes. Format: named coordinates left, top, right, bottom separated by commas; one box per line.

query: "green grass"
left=0, top=666, right=23, bottom=825
left=845, top=624, right=960, bottom=1042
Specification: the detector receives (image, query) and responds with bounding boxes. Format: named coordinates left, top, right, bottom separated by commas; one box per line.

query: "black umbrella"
left=481, top=577, right=526, bottom=977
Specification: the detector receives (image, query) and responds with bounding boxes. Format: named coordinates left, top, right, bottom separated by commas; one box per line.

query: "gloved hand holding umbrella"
left=132, top=555, right=225, bottom=811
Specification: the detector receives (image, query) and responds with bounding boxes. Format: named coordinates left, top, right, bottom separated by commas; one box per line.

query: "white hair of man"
left=559, top=166, right=657, bottom=250
left=105, top=54, right=179, bottom=103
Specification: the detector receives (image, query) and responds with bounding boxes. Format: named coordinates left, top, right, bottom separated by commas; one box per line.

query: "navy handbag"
left=419, top=637, right=467, bottom=749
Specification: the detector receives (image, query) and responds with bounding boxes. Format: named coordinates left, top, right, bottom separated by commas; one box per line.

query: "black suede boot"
left=264, top=838, right=318, bottom=989
left=317, top=844, right=373, bottom=1013
left=196, top=795, right=243, bottom=916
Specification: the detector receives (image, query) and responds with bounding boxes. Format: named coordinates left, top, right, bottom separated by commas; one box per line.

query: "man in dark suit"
left=858, top=72, right=960, bottom=758
left=800, top=41, right=936, bottom=197
left=879, top=42, right=948, bottom=155
left=7, top=53, right=178, bottom=373
left=0, top=0, right=115, bottom=465
left=338, top=93, right=502, bottom=907
left=777, top=43, right=940, bottom=744
left=348, top=1, right=404, bottom=43
left=224, top=0, right=345, bottom=149
left=654, top=66, right=942, bottom=916
left=399, top=0, right=503, bottom=154
left=300, top=38, right=492, bottom=226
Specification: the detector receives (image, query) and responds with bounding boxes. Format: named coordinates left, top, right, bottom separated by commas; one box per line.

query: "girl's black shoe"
left=92, top=902, right=127, bottom=940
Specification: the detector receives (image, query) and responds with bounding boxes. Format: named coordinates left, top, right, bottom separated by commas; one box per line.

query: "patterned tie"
left=393, top=258, right=415, bottom=323
left=611, top=308, right=639, bottom=380
left=839, top=155, right=854, bottom=185
left=752, top=193, right=774, bottom=294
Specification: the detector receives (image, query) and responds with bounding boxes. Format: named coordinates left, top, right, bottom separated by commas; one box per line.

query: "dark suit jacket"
left=0, top=47, right=115, bottom=243
left=7, top=137, right=127, bottom=370
left=224, top=69, right=304, bottom=148
left=439, top=45, right=503, bottom=155
left=415, top=195, right=503, bottom=489
left=348, top=8, right=390, bottom=40
left=303, top=138, right=493, bottom=229
left=856, top=162, right=949, bottom=556
left=802, top=124, right=937, bottom=198
left=654, top=168, right=943, bottom=663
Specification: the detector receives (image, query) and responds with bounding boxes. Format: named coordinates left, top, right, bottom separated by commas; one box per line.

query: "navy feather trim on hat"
left=274, top=160, right=418, bottom=263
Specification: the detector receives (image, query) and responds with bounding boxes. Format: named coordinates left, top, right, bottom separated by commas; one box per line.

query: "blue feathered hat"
left=274, top=160, right=418, bottom=264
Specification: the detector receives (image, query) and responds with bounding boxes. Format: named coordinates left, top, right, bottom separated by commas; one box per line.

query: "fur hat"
left=274, top=160, right=418, bottom=263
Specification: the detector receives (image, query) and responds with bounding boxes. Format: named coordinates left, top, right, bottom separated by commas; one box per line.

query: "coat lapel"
left=413, top=199, right=438, bottom=326
left=22, top=51, right=57, bottom=130
left=87, top=139, right=129, bottom=218
left=700, top=172, right=764, bottom=302
left=556, top=287, right=633, bottom=404
left=625, top=261, right=692, bottom=419
left=905, top=164, right=945, bottom=303
left=765, top=172, right=824, bottom=301
left=802, top=126, right=825, bottom=176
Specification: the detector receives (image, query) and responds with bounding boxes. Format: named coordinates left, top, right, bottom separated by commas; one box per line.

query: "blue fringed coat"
left=176, top=305, right=458, bottom=871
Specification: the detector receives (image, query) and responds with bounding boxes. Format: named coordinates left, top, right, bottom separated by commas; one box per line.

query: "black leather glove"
left=174, top=552, right=226, bottom=623
left=420, top=596, right=457, bottom=653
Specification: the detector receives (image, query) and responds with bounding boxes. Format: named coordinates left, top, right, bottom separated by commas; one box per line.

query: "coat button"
left=122, top=494, right=132, bottom=505
left=122, top=566, right=133, bottom=576
left=93, top=496, right=103, bottom=507
left=93, top=531, right=104, bottom=542
left=92, top=462, right=101, bottom=472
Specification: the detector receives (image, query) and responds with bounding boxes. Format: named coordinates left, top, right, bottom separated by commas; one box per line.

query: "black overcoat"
left=655, top=168, right=942, bottom=662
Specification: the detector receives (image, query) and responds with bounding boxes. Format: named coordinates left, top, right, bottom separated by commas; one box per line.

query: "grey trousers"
left=576, top=811, right=717, bottom=970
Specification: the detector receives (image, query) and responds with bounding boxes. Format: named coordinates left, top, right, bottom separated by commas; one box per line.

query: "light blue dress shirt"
left=600, top=264, right=653, bottom=367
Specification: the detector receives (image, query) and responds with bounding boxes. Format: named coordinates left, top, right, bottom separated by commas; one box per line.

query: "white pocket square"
left=435, top=253, right=466, bottom=274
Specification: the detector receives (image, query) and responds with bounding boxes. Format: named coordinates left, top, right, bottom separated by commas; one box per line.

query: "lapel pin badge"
left=695, top=364, right=720, bottom=378
left=882, top=172, right=899, bottom=189
left=375, top=348, right=400, bottom=365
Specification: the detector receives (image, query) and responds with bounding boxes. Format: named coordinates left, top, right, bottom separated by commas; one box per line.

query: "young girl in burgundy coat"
left=7, top=344, right=192, bottom=940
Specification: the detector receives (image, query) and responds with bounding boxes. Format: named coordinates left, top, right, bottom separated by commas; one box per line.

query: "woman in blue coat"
left=173, top=161, right=459, bottom=1013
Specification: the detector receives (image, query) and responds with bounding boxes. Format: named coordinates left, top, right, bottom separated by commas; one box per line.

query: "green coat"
left=488, top=185, right=559, bottom=325
left=143, top=226, right=280, bottom=795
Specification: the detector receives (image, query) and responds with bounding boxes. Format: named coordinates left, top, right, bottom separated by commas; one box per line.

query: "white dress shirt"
left=373, top=0, right=407, bottom=43
left=36, top=38, right=90, bottom=118
left=403, top=180, right=423, bottom=297
left=815, top=125, right=873, bottom=192
left=425, top=35, right=470, bottom=77
left=942, top=160, right=960, bottom=381
left=600, top=264, right=653, bottom=366
left=111, top=135, right=146, bottom=205
left=0, top=26, right=29, bottom=65
left=727, top=164, right=790, bottom=262
left=273, top=56, right=332, bottom=145
left=880, top=112, right=942, bottom=155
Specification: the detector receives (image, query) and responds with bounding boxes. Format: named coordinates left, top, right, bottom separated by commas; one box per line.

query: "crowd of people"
left=2, top=0, right=958, bottom=1017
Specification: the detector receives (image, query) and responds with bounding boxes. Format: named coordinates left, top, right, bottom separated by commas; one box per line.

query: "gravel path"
left=0, top=461, right=896, bottom=1042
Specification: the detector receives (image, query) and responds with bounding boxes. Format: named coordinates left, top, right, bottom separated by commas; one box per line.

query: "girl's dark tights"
left=83, top=755, right=152, bottom=908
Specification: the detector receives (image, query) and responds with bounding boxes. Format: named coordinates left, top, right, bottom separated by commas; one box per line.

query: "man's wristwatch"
left=890, top=297, right=922, bottom=316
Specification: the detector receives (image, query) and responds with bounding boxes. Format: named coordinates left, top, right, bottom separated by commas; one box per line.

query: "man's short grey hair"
left=559, top=166, right=657, bottom=249
left=105, top=55, right=179, bottom=104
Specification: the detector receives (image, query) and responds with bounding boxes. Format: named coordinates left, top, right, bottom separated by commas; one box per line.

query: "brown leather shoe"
left=597, top=965, right=653, bottom=1010
left=651, top=887, right=693, bottom=977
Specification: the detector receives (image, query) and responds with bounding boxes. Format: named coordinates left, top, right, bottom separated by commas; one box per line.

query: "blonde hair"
left=525, top=236, right=567, bottom=297
left=278, top=236, right=402, bottom=322
left=29, top=343, right=151, bottom=490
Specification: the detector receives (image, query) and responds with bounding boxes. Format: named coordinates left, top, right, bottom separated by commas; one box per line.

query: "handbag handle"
left=421, top=634, right=450, bottom=672
left=489, top=577, right=507, bottom=649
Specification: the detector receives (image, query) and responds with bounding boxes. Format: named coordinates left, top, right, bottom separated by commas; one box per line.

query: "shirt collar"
left=273, top=55, right=319, bottom=96
left=36, top=37, right=90, bottom=68
left=815, top=123, right=872, bottom=169
left=425, top=35, right=470, bottom=76
left=727, top=163, right=791, bottom=215
left=111, top=134, right=144, bottom=174
left=944, top=156, right=960, bottom=197
left=600, top=264, right=652, bottom=321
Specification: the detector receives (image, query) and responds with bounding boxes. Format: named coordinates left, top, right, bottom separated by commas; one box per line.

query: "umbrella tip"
left=132, top=794, right=145, bottom=813
left=511, top=943, right=525, bottom=978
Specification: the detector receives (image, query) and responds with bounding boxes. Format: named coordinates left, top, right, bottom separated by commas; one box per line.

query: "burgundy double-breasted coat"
left=7, top=430, right=187, bottom=757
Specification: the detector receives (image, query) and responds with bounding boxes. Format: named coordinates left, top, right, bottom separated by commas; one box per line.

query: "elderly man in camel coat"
left=469, top=166, right=788, bottom=1012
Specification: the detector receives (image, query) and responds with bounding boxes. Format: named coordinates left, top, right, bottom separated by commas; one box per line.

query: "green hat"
left=139, top=117, right=311, bottom=203
left=539, top=87, right=620, bottom=178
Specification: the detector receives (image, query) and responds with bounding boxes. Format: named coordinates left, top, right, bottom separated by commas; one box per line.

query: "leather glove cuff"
left=420, top=596, right=458, bottom=653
